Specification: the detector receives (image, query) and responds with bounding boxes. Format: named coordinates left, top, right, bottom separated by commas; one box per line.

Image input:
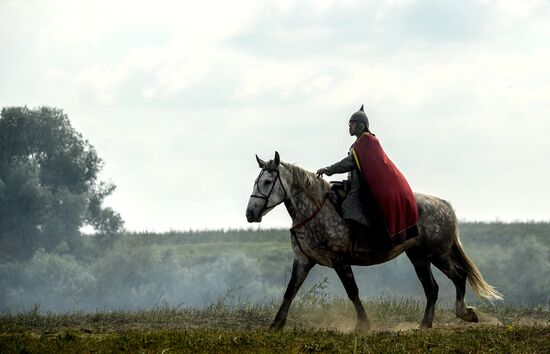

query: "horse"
left=245, top=151, right=502, bottom=332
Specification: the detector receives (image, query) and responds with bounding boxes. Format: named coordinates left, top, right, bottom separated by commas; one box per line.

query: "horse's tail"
left=451, top=224, right=503, bottom=301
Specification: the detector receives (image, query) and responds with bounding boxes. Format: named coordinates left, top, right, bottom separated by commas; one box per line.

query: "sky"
left=1, top=0, right=549, bottom=232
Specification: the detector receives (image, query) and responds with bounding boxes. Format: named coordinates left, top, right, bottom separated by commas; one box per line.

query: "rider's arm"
left=323, top=154, right=355, bottom=176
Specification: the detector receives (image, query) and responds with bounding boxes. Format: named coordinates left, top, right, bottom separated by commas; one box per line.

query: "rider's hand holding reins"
left=316, top=168, right=327, bottom=178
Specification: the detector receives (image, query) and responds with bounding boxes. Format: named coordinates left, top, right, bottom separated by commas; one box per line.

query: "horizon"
left=81, top=218, right=550, bottom=235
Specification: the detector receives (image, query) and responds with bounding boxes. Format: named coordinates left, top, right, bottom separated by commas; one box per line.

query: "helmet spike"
left=359, top=104, right=364, bottom=112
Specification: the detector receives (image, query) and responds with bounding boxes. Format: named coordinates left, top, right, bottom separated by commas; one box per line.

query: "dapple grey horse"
left=246, top=152, right=501, bottom=332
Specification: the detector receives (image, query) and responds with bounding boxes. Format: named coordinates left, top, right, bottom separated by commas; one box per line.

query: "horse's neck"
left=284, top=186, right=321, bottom=225
left=281, top=166, right=328, bottom=224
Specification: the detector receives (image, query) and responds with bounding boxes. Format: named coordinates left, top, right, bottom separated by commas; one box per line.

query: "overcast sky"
left=1, top=0, right=549, bottom=231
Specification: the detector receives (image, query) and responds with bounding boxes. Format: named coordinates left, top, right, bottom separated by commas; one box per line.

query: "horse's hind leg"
left=432, top=256, right=479, bottom=323
left=405, top=250, right=439, bottom=328
left=334, top=264, right=371, bottom=333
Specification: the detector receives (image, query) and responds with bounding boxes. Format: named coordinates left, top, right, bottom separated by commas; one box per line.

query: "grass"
left=2, top=326, right=550, bottom=353
left=1, top=297, right=548, bottom=353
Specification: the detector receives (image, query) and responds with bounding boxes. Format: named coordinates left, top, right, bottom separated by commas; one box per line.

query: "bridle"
left=250, top=168, right=288, bottom=214
left=250, top=167, right=329, bottom=224
left=250, top=166, right=330, bottom=257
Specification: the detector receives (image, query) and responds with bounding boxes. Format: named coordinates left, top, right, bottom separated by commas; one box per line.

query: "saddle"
left=329, top=181, right=393, bottom=251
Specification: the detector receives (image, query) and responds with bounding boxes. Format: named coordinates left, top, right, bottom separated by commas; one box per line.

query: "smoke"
left=1, top=226, right=548, bottom=313
left=0, top=248, right=282, bottom=312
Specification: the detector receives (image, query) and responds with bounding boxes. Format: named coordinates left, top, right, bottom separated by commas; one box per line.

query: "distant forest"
left=1, top=222, right=548, bottom=313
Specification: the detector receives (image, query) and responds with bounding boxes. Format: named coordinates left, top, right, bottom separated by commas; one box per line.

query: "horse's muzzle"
left=246, top=208, right=262, bottom=223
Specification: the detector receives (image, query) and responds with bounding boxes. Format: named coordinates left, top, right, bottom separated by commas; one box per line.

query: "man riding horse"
left=316, top=105, right=419, bottom=248
left=247, top=111, right=501, bottom=331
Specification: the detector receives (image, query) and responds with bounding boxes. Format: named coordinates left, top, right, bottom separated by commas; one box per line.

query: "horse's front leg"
left=334, top=264, right=371, bottom=333
left=271, top=258, right=315, bottom=330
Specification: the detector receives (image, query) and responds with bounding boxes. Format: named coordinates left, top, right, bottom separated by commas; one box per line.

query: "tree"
left=0, top=106, right=124, bottom=260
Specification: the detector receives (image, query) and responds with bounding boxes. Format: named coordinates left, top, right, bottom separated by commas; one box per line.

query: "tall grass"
left=2, top=289, right=547, bottom=335
left=1, top=297, right=548, bottom=353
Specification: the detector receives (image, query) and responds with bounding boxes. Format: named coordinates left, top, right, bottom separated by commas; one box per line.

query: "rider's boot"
left=348, top=220, right=370, bottom=252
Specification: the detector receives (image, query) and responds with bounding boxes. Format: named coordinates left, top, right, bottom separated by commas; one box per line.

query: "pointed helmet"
left=349, top=105, right=369, bottom=131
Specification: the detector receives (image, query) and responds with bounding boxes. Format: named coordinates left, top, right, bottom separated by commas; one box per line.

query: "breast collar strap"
left=288, top=191, right=329, bottom=259
left=289, top=192, right=329, bottom=234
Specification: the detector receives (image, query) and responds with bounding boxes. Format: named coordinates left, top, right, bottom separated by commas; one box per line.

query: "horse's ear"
left=274, top=151, right=280, bottom=168
left=256, top=154, right=267, bottom=169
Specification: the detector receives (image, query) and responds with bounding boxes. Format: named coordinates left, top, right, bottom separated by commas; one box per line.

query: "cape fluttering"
left=351, top=133, right=419, bottom=243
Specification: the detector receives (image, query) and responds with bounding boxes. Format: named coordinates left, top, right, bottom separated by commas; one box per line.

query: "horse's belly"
left=290, top=229, right=351, bottom=267
left=291, top=230, right=419, bottom=267
left=348, top=237, right=419, bottom=266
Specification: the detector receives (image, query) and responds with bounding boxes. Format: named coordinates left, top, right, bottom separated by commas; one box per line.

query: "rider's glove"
left=316, top=168, right=328, bottom=177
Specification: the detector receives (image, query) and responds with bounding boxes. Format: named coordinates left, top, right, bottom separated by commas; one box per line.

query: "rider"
left=316, top=105, right=419, bottom=248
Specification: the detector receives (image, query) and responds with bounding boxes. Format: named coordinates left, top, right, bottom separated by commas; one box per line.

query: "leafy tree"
left=0, top=106, right=123, bottom=260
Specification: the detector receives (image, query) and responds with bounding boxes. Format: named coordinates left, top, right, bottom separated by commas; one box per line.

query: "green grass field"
left=2, top=298, right=548, bottom=353
left=1, top=224, right=549, bottom=352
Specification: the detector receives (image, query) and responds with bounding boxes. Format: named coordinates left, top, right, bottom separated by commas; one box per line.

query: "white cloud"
left=2, top=0, right=550, bottom=230
left=492, top=0, right=543, bottom=17
left=0, top=0, right=34, bottom=42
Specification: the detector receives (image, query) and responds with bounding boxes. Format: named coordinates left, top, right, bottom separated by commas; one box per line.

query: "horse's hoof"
left=270, top=322, right=284, bottom=331
left=419, top=322, right=432, bottom=330
left=355, top=321, right=371, bottom=334
left=461, top=307, right=479, bottom=323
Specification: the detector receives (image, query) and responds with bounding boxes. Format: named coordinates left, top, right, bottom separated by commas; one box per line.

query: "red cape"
left=352, top=133, right=419, bottom=241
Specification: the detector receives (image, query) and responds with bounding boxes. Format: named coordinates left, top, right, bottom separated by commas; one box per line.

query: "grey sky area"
left=1, top=0, right=549, bottom=231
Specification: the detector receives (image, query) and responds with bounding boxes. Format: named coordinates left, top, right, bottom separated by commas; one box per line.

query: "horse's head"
left=246, top=151, right=289, bottom=223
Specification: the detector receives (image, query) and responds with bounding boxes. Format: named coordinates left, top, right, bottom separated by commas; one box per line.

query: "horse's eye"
left=264, top=180, right=272, bottom=186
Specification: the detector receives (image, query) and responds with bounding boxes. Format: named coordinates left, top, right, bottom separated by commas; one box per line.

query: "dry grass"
left=1, top=296, right=548, bottom=353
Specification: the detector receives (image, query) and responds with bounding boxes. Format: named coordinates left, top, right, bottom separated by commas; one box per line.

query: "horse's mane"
left=281, top=162, right=330, bottom=201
